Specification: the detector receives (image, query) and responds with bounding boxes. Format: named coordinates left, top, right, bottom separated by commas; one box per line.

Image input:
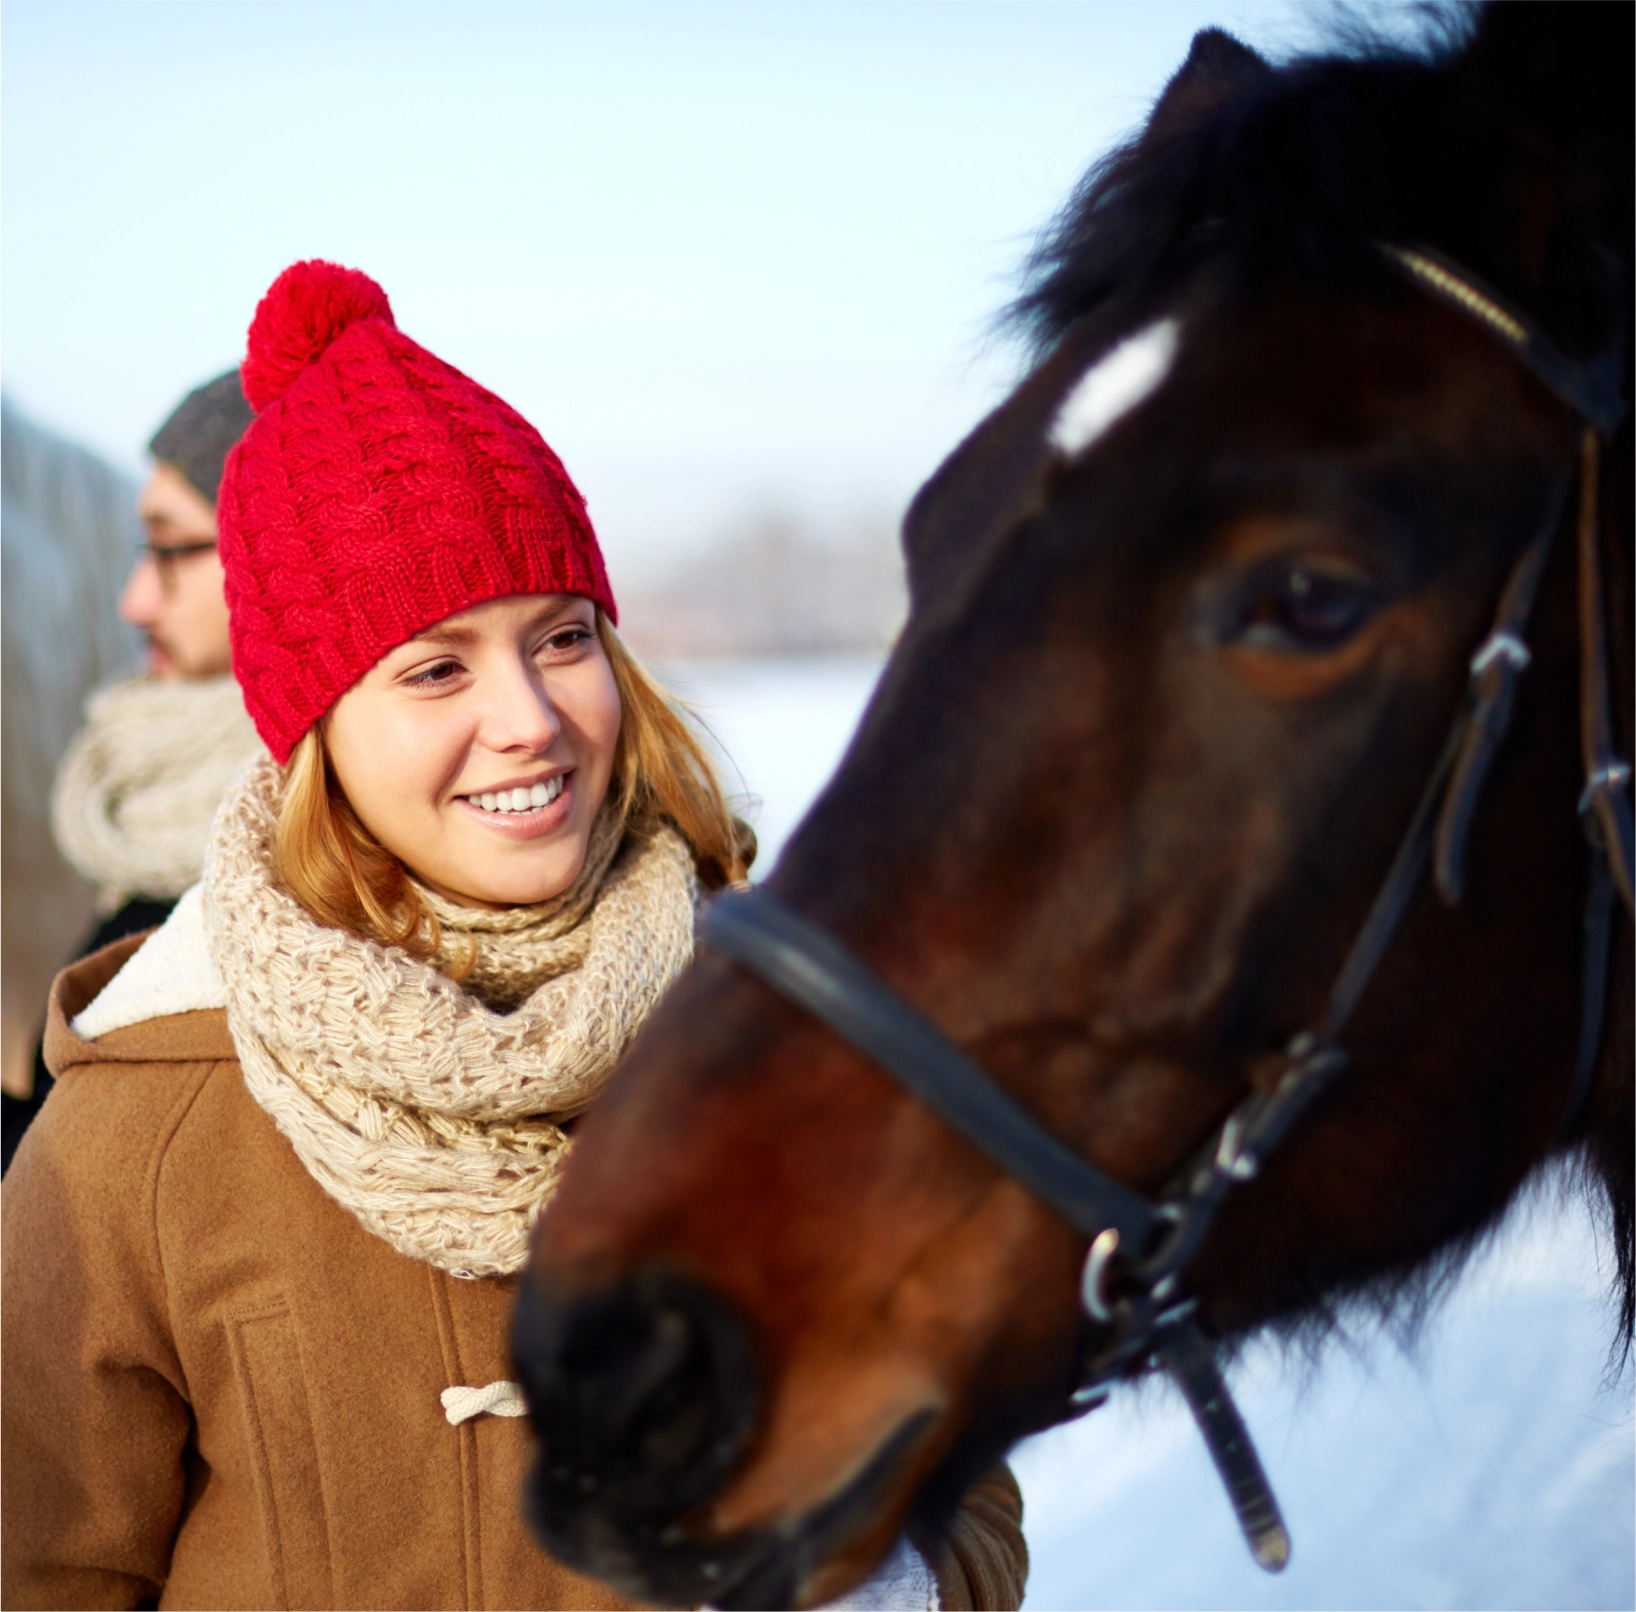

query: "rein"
left=703, top=248, right=1631, bottom=1574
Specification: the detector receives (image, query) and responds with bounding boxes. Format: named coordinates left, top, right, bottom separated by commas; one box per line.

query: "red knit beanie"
left=218, top=260, right=616, bottom=763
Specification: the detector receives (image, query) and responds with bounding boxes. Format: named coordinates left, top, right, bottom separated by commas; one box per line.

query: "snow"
left=663, top=654, right=1635, bottom=1612
left=1011, top=1193, right=1632, bottom=1612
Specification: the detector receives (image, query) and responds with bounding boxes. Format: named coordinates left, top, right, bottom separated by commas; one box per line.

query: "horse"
left=1, top=400, right=140, bottom=1102
left=514, top=6, right=1633, bottom=1605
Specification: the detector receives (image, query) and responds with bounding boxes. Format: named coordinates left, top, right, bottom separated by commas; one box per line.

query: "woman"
left=1, top=261, right=1026, bottom=1611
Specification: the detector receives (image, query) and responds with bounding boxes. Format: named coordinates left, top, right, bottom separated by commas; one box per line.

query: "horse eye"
left=1242, top=567, right=1378, bottom=650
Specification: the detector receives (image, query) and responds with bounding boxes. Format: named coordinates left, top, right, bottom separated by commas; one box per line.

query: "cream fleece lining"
left=71, top=883, right=226, bottom=1039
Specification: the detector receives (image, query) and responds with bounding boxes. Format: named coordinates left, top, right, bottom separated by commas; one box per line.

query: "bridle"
left=703, top=244, right=1631, bottom=1573
left=706, top=252, right=1630, bottom=1571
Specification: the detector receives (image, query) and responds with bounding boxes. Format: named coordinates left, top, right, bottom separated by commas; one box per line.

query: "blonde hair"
left=273, top=610, right=752, bottom=958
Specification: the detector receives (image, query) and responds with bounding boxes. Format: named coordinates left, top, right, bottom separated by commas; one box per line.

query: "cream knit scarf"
left=409, top=804, right=625, bottom=1013
left=204, top=757, right=699, bottom=1277
left=51, top=674, right=264, bottom=911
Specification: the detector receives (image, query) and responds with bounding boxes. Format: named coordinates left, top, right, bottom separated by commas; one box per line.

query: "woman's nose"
left=482, top=664, right=563, bottom=754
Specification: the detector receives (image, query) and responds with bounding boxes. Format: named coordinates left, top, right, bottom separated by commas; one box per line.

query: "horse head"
left=515, top=8, right=1632, bottom=1605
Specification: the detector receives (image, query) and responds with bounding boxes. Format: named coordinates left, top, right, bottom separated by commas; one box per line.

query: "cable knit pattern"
left=203, top=758, right=697, bottom=1276
left=50, top=675, right=264, bottom=910
left=218, top=260, right=615, bottom=763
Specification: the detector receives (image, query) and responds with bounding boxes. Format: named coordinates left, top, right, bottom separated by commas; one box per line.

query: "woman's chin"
left=423, top=838, right=590, bottom=910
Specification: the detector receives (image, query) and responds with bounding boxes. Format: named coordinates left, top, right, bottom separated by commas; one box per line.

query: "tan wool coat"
left=3, top=939, right=1028, bottom=1612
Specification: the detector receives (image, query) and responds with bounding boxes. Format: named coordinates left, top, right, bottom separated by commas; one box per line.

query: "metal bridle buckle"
left=1080, top=1200, right=1194, bottom=1324
left=1080, top=1227, right=1123, bottom=1322
left=1213, top=1111, right=1260, bottom=1181
left=1469, top=628, right=1532, bottom=676
left=1580, top=760, right=1633, bottom=815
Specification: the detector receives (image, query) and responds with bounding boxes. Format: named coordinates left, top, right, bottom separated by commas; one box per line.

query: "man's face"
left=120, top=462, right=233, bottom=680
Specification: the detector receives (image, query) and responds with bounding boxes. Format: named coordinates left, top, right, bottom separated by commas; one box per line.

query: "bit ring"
left=1081, top=1227, right=1122, bottom=1322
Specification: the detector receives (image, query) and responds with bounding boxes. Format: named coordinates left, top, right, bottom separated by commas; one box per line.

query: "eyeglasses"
left=134, top=540, right=217, bottom=597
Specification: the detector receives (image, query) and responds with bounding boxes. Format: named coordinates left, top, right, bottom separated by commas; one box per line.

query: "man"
left=120, top=418, right=237, bottom=681
left=1, top=372, right=262, bottom=1169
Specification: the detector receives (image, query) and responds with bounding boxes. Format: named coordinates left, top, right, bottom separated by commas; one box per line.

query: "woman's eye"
left=539, top=627, right=592, bottom=655
left=406, top=659, right=461, bottom=686
left=1241, top=567, right=1379, bottom=651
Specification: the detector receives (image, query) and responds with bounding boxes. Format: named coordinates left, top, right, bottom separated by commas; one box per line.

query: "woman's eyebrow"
left=401, top=600, right=586, bottom=652
left=527, top=601, right=585, bottom=630
left=407, top=624, right=480, bottom=648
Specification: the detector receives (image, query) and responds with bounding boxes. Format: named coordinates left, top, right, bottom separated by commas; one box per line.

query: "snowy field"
left=664, top=654, right=1635, bottom=1612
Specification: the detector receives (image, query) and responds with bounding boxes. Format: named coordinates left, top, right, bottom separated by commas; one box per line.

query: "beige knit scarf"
left=52, top=674, right=264, bottom=911
left=410, top=805, right=626, bottom=1013
left=204, top=757, right=699, bottom=1277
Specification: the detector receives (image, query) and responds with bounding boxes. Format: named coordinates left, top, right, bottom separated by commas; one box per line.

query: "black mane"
left=1012, top=3, right=1631, bottom=366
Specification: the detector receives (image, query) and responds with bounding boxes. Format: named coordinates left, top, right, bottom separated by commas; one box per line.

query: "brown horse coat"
left=2, top=937, right=1025, bottom=1611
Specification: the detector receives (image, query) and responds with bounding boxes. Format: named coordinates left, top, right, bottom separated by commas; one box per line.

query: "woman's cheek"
left=333, top=703, right=462, bottom=874
left=580, top=659, right=625, bottom=773
left=386, top=700, right=470, bottom=805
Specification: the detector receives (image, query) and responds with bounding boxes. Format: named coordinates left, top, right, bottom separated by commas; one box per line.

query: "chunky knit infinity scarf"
left=51, top=674, right=263, bottom=911
left=411, top=806, right=625, bottom=1013
left=204, top=757, right=699, bottom=1277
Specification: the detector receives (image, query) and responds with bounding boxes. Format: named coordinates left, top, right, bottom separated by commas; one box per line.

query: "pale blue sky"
left=5, top=1, right=1411, bottom=579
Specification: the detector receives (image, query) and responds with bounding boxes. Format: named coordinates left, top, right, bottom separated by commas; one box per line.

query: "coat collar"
left=46, top=933, right=236, bottom=1074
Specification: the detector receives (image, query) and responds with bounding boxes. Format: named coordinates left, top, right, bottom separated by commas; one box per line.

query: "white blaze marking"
left=1048, top=318, right=1181, bottom=458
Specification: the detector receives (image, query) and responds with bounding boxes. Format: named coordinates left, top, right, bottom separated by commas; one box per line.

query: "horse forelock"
left=1010, top=3, right=1630, bottom=375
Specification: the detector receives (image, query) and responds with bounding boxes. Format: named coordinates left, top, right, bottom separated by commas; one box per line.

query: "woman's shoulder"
left=27, top=890, right=239, bottom=1182
left=9, top=922, right=245, bottom=1285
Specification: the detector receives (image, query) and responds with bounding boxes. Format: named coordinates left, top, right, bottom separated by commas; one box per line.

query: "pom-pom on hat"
left=218, top=259, right=615, bottom=763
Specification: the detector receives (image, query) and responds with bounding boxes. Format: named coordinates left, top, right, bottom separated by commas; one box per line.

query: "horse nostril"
left=513, top=1270, right=759, bottom=1522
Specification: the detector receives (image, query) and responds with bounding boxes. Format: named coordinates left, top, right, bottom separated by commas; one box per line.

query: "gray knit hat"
left=147, top=369, right=253, bottom=506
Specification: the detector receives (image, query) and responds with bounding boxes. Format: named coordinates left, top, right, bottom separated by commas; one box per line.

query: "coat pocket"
left=224, top=1302, right=334, bottom=1612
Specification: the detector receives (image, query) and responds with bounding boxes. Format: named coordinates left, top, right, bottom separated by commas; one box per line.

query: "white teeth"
left=467, top=777, right=564, bottom=813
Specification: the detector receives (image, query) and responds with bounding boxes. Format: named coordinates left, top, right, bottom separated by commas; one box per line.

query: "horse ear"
left=1144, top=28, right=1271, bottom=144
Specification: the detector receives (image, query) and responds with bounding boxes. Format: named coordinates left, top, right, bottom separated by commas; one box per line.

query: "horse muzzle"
left=511, top=1267, right=944, bottom=1608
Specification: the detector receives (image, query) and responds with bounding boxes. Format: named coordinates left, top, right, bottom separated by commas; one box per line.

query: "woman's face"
left=325, top=593, right=622, bottom=908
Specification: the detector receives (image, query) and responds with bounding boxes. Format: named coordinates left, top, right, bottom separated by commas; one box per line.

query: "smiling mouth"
left=461, top=775, right=566, bottom=815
